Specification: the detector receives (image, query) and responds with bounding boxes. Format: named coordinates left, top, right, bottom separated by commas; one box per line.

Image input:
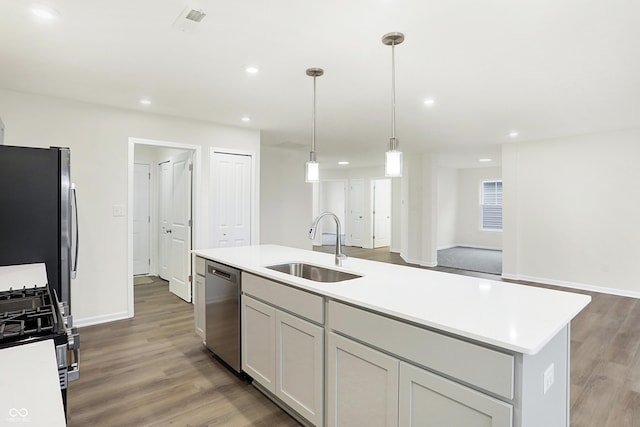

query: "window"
left=481, top=180, right=502, bottom=231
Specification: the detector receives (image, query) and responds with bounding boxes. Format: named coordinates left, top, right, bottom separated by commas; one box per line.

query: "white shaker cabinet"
left=194, top=256, right=206, bottom=338
left=399, top=361, right=512, bottom=427
left=241, top=295, right=276, bottom=392
left=275, top=309, right=324, bottom=425
left=241, top=273, right=325, bottom=426
left=327, top=332, right=399, bottom=427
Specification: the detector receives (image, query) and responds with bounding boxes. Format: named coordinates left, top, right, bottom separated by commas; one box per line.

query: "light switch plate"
left=112, top=205, right=126, bottom=217
left=543, top=363, right=555, bottom=394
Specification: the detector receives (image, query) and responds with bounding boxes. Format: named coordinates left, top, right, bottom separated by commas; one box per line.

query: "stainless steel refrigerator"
left=0, top=145, right=78, bottom=311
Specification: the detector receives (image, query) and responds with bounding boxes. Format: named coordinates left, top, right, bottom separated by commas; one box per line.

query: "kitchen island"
left=193, top=244, right=591, bottom=427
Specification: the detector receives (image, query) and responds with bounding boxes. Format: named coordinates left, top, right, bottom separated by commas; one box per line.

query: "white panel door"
left=211, top=152, right=252, bottom=247
left=348, top=178, right=365, bottom=247
left=158, top=161, right=171, bottom=280
left=133, top=163, right=150, bottom=275
left=373, top=179, right=392, bottom=248
left=169, top=151, right=193, bottom=302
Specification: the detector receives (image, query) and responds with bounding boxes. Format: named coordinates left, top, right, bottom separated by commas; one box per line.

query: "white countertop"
left=193, top=245, right=591, bottom=355
left=0, top=340, right=66, bottom=427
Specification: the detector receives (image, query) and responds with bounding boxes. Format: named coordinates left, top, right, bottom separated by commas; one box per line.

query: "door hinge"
left=188, top=219, right=192, bottom=227
left=148, top=216, right=150, bottom=223
left=148, top=259, right=150, bottom=265
left=148, top=172, right=151, bottom=180
left=189, top=163, right=193, bottom=172
left=188, top=275, right=193, bottom=283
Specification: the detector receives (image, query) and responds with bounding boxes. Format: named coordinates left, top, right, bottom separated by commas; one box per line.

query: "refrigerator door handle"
left=71, top=183, right=79, bottom=279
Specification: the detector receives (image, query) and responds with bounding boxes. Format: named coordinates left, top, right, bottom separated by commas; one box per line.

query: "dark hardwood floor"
left=68, top=248, right=640, bottom=426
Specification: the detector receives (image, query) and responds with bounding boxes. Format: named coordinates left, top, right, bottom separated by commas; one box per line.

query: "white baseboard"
left=399, top=253, right=437, bottom=268
left=390, top=247, right=400, bottom=254
left=501, top=273, right=640, bottom=299
left=445, top=244, right=502, bottom=251
left=437, top=244, right=458, bottom=250
left=74, top=311, right=131, bottom=328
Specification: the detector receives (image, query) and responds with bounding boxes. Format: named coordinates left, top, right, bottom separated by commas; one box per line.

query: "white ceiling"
left=1, top=0, right=639, bottom=169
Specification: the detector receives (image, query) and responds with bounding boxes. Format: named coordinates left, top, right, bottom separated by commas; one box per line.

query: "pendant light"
left=382, top=32, right=404, bottom=177
left=305, top=67, right=324, bottom=183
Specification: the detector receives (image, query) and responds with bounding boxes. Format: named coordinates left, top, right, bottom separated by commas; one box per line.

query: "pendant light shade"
left=382, top=32, right=404, bottom=178
left=305, top=67, right=324, bottom=183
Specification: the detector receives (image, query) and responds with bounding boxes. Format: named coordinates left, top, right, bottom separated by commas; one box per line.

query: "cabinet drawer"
left=328, top=301, right=514, bottom=400
left=242, top=273, right=324, bottom=324
left=195, top=256, right=206, bottom=277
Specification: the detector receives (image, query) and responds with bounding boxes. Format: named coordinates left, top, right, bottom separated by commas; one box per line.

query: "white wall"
left=400, top=153, right=437, bottom=267
left=260, top=146, right=313, bottom=249
left=502, top=128, right=640, bottom=296
left=436, top=167, right=458, bottom=249
left=0, top=89, right=260, bottom=325
left=456, top=166, right=502, bottom=250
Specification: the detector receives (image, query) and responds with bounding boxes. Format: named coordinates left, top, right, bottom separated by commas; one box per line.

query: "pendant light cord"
left=391, top=41, right=396, bottom=142
left=312, top=75, right=316, bottom=154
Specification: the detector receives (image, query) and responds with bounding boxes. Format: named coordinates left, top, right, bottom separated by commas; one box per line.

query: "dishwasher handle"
left=207, top=265, right=234, bottom=281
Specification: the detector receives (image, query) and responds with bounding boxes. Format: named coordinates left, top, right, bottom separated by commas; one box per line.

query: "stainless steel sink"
left=266, top=262, right=361, bottom=283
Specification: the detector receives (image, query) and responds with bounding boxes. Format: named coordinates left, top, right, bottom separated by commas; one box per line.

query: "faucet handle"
left=335, top=253, right=348, bottom=267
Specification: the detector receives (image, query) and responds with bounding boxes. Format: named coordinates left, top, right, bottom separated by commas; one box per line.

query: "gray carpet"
left=437, top=247, right=502, bottom=275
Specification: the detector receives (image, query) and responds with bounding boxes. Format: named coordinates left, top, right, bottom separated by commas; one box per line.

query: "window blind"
left=481, top=180, right=502, bottom=231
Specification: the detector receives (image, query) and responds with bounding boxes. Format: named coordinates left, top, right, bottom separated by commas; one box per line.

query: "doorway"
left=127, top=138, right=201, bottom=317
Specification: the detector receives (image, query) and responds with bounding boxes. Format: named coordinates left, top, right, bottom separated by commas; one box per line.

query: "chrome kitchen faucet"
left=309, top=212, right=347, bottom=266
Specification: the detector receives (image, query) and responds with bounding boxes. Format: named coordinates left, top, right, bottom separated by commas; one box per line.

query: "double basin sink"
left=266, top=262, right=361, bottom=283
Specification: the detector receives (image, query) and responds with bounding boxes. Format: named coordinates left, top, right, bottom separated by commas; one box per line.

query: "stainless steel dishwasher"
left=205, top=260, right=241, bottom=373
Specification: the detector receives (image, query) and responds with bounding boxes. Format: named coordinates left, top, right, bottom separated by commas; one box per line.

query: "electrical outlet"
left=543, top=363, right=555, bottom=394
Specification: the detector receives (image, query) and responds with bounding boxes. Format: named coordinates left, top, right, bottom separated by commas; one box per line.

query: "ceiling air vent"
left=173, top=7, right=207, bottom=32
left=185, top=9, right=206, bottom=22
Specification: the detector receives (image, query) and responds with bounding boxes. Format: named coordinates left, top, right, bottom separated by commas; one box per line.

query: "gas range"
left=0, top=285, right=79, bottom=411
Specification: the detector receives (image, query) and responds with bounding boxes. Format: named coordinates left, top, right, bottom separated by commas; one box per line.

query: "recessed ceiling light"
left=478, top=158, right=492, bottom=163
left=338, top=161, right=349, bottom=165
left=423, top=98, right=435, bottom=106
left=245, top=66, right=259, bottom=74
left=508, top=131, right=519, bottom=138
left=241, top=116, right=251, bottom=122
left=139, top=98, right=151, bottom=106
left=31, top=5, right=59, bottom=20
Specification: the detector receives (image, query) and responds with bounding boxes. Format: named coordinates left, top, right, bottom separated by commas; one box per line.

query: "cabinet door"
left=327, top=332, right=399, bottom=427
left=241, top=295, right=276, bottom=392
left=275, top=310, right=324, bottom=426
left=194, top=273, right=205, bottom=338
left=399, top=362, right=513, bottom=427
